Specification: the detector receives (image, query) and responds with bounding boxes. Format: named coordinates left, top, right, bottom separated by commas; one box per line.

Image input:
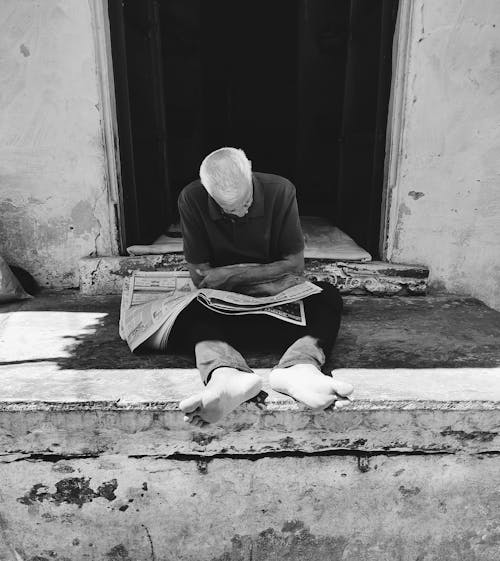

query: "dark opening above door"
left=108, top=0, right=399, bottom=257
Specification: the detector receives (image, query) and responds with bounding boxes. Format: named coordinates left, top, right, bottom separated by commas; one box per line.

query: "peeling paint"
left=196, top=459, right=209, bottom=474
left=408, top=191, right=425, bottom=200
left=398, top=485, right=421, bottom=497
left=213, top=524, right=348, bottom=561
left=106, top=544, right=131, bottom=561
left=192, top=433, right=219, bottom=446
left=357, top=456, right=370, bottom=473
left=17, top=477, right=117, bottom=508
left=281, top=520, right=305, bottom=532
left=52, top=463, right=75, bottom=473
left=279, top=436, right=296, bottom=449
left=440, top=429, right=498, bottom=442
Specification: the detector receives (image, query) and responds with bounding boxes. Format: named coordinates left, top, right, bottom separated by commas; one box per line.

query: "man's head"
left=199, top=147, right=253, bottom=217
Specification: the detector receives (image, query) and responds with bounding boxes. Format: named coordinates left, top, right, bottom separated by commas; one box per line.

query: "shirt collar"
left=207, top=173, right=265, bottom=221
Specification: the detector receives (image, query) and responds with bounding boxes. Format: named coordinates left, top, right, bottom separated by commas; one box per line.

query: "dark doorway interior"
left=108, top=0, right=399, bottom=257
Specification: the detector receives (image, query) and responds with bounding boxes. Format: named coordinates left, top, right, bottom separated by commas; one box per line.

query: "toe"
left=310, top=395, right=337, bottom=412
left=179, top=394, right=203, bottom=413
left=334, top=398, right=351, bottom=409
left=188, top=414, right=204, bottom=426
left=329, top=378, right=354, bottom=397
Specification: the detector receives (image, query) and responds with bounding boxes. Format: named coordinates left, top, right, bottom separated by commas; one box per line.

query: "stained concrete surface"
left=2, top=290, right=499, bottom=373
left=1, top=292, right=500, bottom=559
left=0, top=290, right=499, bottom=457
left=0, top=455, right=499, bottom=561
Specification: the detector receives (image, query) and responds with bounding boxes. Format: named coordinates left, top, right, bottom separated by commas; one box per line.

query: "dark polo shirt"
left=178, top=172, right=304, bottom=266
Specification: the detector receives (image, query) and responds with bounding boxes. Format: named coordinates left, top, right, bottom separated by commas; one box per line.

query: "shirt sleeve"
left=277, top=183, right=305, bottom=257
left=178, top=191, right=211, bottom=264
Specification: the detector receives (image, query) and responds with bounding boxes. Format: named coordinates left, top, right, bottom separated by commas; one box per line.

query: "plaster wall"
left=0, top=0, right=116, bottom=288
left=386, top=0, right=500, bottom=309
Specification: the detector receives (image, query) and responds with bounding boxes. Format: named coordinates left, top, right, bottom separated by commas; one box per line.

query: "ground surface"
left=1, top=292, right=499, bottom=561
left=2, top=291, right=499, bottom=374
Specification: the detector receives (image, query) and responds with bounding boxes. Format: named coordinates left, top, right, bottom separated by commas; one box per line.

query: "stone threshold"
left=79, top=255, right=429, bottom=296
left=0, top=368, right=499, bottom=460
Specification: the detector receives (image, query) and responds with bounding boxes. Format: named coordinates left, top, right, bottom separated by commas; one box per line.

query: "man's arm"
left=195, top=251, right=304, bottom=292
left=186, top=262, right=212, bottom=288
left=181, top=177, right=305, bottom=295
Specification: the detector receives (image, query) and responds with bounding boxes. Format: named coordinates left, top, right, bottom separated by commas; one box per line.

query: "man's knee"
left=312, top=282, right=343, bottom=314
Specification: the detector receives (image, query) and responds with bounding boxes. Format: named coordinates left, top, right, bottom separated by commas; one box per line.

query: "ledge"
left=1, top=291, right=499, bottom=459
left=78, top=255, right=429, bottom=296
left=0, top=366, right=499, bottom=459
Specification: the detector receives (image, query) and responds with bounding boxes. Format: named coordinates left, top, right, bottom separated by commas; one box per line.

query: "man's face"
left=212, top=179, right=253, bottom=218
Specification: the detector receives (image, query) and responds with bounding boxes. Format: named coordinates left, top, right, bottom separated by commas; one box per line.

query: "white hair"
left=199, top=147, right=252, bottom=202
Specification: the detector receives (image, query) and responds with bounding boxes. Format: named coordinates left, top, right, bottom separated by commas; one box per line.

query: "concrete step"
left=1, top=291, right=499, bottom=457
left=0, top=366, right=499, bottom=458
left=0, top=291, right=499, bottom=560
left=79, top=255, right=429, bottom=296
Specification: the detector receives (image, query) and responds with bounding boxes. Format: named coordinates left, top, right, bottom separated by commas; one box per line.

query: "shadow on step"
left=2, top=292, right=500, bottom=374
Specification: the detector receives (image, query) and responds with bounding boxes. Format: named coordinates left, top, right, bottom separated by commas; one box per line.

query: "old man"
left=171, top=147, right=353, bottom=426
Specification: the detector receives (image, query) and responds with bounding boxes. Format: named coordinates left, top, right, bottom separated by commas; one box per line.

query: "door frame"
left=89, top=0, right=126, bottom=254
left=92, top=0, right=414, bottom=258
left=379, top=0, right=414, bottom=260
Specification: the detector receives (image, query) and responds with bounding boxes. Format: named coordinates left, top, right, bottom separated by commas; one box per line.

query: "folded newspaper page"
left=119, top=271, right=322, bottom=352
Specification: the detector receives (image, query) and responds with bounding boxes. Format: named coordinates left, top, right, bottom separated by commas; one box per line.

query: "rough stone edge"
left=79, top=256, right=429, bottom=296
left=0, top=399, right=498, bottom=411
left=1, top=404, right=498, bottom=456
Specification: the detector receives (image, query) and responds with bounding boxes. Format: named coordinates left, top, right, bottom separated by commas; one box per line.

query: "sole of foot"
left=269, top=363, right=354, bottom=411
left=179, top=367, right=263, bottom=427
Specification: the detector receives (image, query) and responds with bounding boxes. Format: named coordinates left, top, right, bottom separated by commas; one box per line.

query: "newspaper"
left=119, top=270, right=322, bottom=352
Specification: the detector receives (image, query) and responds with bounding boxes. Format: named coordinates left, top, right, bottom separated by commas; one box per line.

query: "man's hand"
left=197, top=267, right=235, bottom=290
left=237, top=274, right=304, bottom=296
left=189, top=252, right=304, bottom=294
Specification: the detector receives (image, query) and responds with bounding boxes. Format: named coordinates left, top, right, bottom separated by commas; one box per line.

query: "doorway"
left=108, top=0, right=399, bottom=257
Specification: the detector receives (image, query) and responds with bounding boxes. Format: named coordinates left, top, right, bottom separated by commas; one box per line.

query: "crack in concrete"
left=66, top=449, right=460, bottom=462
left=90, top=183, right=107, bottom=256
left=141, top=524, right=155, bottom=561
left=4, top=448, right=500, bottom=466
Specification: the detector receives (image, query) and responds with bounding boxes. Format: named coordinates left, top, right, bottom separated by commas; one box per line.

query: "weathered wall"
left=0, top=455, right=498, bottom=561
left=386, top=0, right=500, bottom=309
left=0, top=0, right=116, bottom=288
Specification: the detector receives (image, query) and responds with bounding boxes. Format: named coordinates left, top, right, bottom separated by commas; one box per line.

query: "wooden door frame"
left=89, top=0, right=126, bottom=254
left=379, top=0, right=415, bottom=260
left=92, top=0, right=413, bottom=258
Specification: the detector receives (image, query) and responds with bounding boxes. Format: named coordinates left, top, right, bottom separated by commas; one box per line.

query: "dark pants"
left=167, top=282, right=343, bottom=383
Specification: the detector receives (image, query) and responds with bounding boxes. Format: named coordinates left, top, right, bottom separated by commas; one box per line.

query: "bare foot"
left=269, top=364, right=354, bottom=410
left=179, top=367, right=263, bottom=426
